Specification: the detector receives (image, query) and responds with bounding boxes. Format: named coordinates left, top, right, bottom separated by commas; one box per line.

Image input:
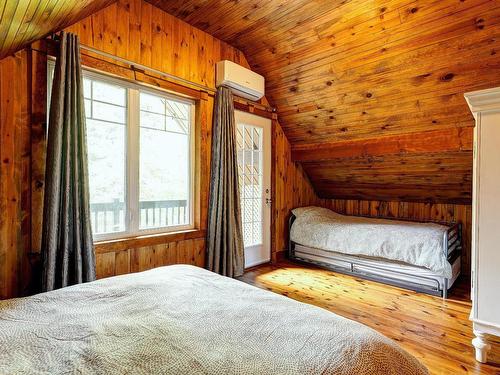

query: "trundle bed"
left=289, top=207, right=462, bottom=298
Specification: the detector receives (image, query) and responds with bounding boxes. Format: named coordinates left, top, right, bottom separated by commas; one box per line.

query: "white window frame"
left=47, top=61, right=196, bottom=241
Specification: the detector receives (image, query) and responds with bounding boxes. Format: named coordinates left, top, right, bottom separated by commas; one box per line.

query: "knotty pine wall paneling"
left=272, top=119, right=320, bottom=259
left=0, top=0, right=317, bottom=298
left=62, top=0, right=316, bottom=280
left=37, top=0, right=243, bottom=284
left=0, top=50, right=31, bottom=299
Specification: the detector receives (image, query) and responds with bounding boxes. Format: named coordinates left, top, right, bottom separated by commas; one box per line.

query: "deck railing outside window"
left=90, top=199, right=188, bottom=234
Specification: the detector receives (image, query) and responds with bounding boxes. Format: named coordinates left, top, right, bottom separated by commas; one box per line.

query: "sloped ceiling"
left=0, top=0, right=115, bottom=59
left=147, top=0, right=500, bottom=203
left=1, top=0, right=498, bottom=203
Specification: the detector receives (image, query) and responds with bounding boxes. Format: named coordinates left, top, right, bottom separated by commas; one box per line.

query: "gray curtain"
left=206, top=86, right=244, bottom=277
left=41, top=32, right=96, bottom=292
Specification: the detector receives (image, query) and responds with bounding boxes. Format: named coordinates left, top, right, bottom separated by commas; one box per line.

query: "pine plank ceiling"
left=0, top=0, right=115, bottom=60
left=1, top=0, right=499, bottom=203
left=147, top=0, right=500, bottom=204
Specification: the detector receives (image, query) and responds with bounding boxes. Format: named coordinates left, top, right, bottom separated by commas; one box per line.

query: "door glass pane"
left=84, top=77, right=127, bottom=235
left=139, top=92, right=192, bottom=230
left=237, top=124, right=263, bottom=247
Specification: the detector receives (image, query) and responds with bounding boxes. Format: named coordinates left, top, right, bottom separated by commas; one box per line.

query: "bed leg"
left=442, top=279, right=448, bottom=299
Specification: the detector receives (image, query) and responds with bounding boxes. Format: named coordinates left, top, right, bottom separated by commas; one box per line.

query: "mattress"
left=291, top=206, right=452, bottom=278
left=0, top=265, right=427, bottom=374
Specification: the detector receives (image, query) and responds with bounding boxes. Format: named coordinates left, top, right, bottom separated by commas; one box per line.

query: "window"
left=237, top=124, right=263, bottom=247
left=48, top=63, right=195, bottom=240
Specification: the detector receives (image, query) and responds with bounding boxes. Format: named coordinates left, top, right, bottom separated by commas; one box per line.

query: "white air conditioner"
left=216, top=60, right=265, bottom=101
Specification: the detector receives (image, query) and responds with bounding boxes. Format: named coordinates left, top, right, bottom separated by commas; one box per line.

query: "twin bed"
left=289, top=207, right=462, bottom=298
left=0, top=265, right=427, bottom=374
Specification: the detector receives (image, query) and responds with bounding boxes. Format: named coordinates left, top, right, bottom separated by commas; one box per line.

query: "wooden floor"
left=238, top=261, right=500, bottom=375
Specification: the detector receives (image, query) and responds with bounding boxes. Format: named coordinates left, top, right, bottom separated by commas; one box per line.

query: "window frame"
left=47, top=61, right=196, bottom=242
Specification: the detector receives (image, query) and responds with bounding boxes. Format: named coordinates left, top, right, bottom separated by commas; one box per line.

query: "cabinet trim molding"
left=465, top=87, right=500, bottom=118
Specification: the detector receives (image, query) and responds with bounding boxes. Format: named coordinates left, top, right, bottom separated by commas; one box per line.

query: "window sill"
left=94, top=229, right=206, bottom=254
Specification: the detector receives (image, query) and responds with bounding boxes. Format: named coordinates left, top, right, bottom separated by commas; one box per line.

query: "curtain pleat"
left=206, top=86, right=244, bottom=277
left=41, top=32, right=95, bottom=292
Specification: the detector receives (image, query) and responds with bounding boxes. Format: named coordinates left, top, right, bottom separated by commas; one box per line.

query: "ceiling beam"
left=291, top=127, right=473, bottom=162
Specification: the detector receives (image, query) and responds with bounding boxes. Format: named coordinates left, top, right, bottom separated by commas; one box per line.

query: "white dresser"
left=465, top=88, right=500, bottom=363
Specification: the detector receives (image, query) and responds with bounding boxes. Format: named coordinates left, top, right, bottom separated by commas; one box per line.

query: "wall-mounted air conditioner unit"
left=216, top=60, right=265, bottom=101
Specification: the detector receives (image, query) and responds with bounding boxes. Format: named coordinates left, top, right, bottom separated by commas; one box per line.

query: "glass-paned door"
left=235, top=110, right=271, bottom=268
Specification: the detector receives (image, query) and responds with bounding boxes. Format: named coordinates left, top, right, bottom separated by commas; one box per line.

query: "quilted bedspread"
left=291, top=206, right=452, bottom=277
left=0, top=265, right=427, bottom=374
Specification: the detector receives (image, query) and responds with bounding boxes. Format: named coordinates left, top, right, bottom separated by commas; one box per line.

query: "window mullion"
left=128, top=88, right=140, bottom=234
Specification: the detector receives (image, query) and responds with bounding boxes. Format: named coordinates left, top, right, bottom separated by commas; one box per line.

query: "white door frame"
left=235, top=110, right=272, bottom=268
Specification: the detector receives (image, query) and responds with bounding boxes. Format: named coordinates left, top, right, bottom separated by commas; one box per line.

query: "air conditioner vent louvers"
left=216, top=60, right=265, bottom=101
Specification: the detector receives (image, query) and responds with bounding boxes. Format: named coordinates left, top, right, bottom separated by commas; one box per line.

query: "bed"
left=0, top=265, right=426, bottom=374
left=289, top=207, right=462, bottom=298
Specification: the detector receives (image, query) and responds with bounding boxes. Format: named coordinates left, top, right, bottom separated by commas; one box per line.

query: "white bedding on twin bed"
left=291, top=206, right=452, bottom=278
left=0, top=265, right=427, bottom=374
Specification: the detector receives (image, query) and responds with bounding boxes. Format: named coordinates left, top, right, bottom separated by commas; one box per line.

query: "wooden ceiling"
left=148, top=0, right=500, bottom=203
left=1, top=0, right=498, bottom=203
left=294, top=128, right=473, bottom=203
left=0, top=0, right=115, bottom=59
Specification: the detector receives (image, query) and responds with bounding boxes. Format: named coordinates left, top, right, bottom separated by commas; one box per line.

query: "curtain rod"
left=79, top=44, right=217, bottom=95
left=47, top=34, right=275, bottom=112
left=78, top=43, right=276, bottom=113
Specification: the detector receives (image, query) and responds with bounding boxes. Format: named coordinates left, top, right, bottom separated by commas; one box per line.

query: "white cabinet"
left=465, top=88, right=500, bottom=363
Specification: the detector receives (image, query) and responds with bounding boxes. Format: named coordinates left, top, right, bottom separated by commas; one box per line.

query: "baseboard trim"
left=274, top=250, right=286, bottom=263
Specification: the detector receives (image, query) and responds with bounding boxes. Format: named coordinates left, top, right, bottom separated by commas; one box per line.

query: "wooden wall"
left=0, top=51, right=31, bottom=299
left=0, top=0, right=316, bottom=298
left=272, top=122, right=320, bottom=259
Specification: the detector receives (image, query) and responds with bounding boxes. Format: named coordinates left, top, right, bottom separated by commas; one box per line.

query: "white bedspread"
left=291, top=206, right=452, bottom=278
left=0, top=265, right=426, bottom=374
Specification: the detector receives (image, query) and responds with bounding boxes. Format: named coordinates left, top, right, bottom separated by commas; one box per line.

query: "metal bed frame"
left=288, top=214, right=462, bottom=298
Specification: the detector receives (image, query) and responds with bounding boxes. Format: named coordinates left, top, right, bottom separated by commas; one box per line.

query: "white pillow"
left=291, top=206, right=341, bottom=219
